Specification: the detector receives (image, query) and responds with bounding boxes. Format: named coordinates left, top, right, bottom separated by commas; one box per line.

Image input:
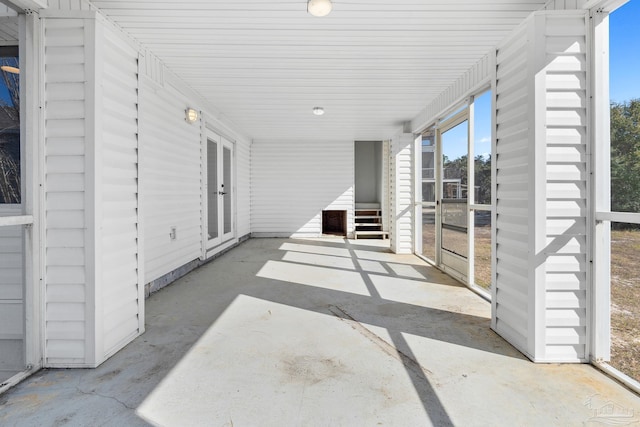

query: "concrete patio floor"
left=1, top=237, right=639, bottom=426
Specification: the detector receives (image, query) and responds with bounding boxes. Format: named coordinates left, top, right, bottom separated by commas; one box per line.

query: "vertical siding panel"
left=251, top=140, right=354, bottom=237
left=44, top=18, right=88, bottom=365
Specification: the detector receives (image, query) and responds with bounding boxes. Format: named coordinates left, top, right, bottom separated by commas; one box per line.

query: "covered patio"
left=1, top=238, right=638, bottom=426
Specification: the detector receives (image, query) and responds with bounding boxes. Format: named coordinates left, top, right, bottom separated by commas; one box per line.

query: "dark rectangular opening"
left=322, top=210, right=346, bottom=236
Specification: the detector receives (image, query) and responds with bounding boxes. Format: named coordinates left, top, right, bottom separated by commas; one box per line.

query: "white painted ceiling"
left=89, top=0, right=549, bottom=141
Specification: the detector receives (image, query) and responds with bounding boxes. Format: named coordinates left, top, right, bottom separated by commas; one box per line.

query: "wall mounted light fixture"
left=313, top=107, right=325, bottom=116
left=185, top=108, right=199, bottom=124
left=307, top=0, right=332, bottom=17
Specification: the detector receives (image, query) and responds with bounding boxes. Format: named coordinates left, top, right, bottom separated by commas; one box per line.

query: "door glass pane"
left=474, top=211, right=492, bottom=289
left=441, top=200, right=467, bottom=257
left=473, top=91, right=492, bottom=205
left=0, top=46, right=20, bottom=205
left=442, top=121, right=468, bottom=200
left=441, top=120, right=468, bottom=258
left=421, top=130, right=436, bottom=261
left=223, top=145, right=232, bottom=234
left=422, top=205, right=436, bottom=261
left=207, top=139, right=218, bottom=240
left=422, top=131, right=435, bottom=203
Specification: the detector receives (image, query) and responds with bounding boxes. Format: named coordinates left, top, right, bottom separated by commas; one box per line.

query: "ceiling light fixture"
left=0, top=65, right=19, bottom=74
left=313, top=107, right=325, bottom=116
left=307, top=0, right=332, bottom=17
left=185, top=108, right=199, bottom=124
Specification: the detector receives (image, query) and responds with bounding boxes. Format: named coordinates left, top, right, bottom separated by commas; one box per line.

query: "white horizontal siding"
left=236, top=136, right=251, bottom=238
left=390, top=133, right=414, bottom=254
left=543, top=0, right=588, bottom=11
left=413, top=54, right=492, bottom=132
left=43, top=18, right=88, bottom=365
left=139, top=78, right=203, bottom=283
left=493, top=11, right=589, bottom=362
left=0, top=206, right=24, bottom=372
left=542, top=13, right=588, bottom=361
left=494, top=21, right=530, bottom=356
left=0, top=16, right=18, bottom=43
left=47, top=0, right=93, bottom=11
left=98, top=23, right=141, bottom=358
left=251, top=140, right=354, bottom=237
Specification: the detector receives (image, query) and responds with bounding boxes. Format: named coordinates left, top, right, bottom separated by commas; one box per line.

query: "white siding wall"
left=97, top=22, right=142, bottom=358
left=0, top=206, right=24, bottom=374
left=44, top=18, right=90, bottom=365
left=494, top=11, right=589, bottom=362
left=390, top=134, right=414, bottom=254
left=541, top=13, right=588, bottom=361
left=138, top=78, right=202, bottom=283
left=543, top=0, right=588, bottom=10
left=139, top=54, right=251, bottom=283
left=251, top=140, right=354, bottom=237
left=236, top=133, right=251, bottom=238
left=494, top=22, right=530, bottom=355
left=412, top=54, right=493, bottom=133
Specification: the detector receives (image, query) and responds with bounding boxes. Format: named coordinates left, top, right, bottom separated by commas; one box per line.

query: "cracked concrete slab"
left=0, top=238, right=639, bottom=426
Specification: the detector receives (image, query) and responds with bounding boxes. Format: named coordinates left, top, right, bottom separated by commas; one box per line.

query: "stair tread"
left=355, top=230, right=389, bottom=235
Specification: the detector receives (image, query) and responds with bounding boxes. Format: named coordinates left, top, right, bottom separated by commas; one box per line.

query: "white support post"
left=390, top=133, right=415, bottom=254
left=590, top=8, right=611, bottom=362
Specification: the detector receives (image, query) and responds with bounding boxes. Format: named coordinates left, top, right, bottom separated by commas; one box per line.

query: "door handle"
left=218, top=191, right=226, bottom=195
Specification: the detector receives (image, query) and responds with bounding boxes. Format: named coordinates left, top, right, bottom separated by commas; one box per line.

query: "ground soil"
left=610, top=229, right=640, bottom=382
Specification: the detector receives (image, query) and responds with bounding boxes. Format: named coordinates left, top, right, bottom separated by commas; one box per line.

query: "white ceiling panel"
left=89, top=0, right=548, bottom=141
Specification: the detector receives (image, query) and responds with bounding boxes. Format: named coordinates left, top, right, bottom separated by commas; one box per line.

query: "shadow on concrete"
left=0, top=237, right=524, bottom=426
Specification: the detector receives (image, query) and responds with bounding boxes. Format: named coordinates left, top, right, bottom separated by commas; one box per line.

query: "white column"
left=390, top=133, right=415, bottom=254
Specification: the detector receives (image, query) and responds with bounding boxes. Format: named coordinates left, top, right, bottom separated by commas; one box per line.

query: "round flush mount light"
left=307, top=0, right=332, bottom=17
left=185, top=108, right=199, bottom=124
left=312, top=107, right=325, bottom=116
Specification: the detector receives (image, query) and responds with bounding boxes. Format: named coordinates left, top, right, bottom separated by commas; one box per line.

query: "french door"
left=206, top=129, right=234, bottom=249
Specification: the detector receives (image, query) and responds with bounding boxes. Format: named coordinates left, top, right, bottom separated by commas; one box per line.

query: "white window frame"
left=589, top=0, right=640, bottom=394
left=414, top=86, right=494, bottom=300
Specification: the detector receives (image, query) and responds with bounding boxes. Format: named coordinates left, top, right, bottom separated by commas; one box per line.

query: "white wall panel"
left=251, top=140, right=354, bottom=237
left=412, top=54, right=492, bottom=133
left=139, top=55, right=251, bottom=283
left=541, top=13, right=588, bottom=361
left=494, top=11, right=589, bottom=362
left=390, top=133, right=414, bottom=254
left=139, top=78, right=203, bottom=283
left=494, top=21, right=530, bottom=356
left=0, top=206, right=24, bottom=374
left=97, top=22, right=141, bottom=358
left=236, top=134, right=251, bottom=238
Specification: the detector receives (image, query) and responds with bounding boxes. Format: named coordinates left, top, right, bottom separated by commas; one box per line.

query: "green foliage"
left=611, top=99, right=640, bottom=215
left=442, top=154, right=491, bottom=203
